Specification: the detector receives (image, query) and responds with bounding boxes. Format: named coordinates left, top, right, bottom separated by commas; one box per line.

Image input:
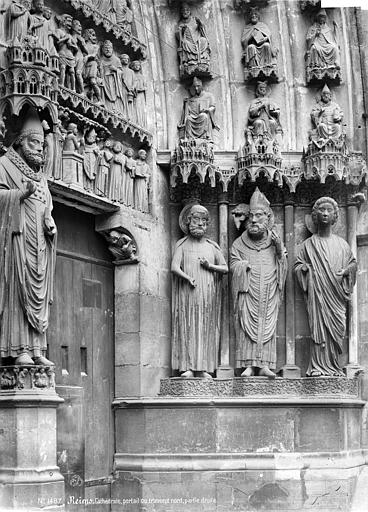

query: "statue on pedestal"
left=0, top=110, right=56, bottom=366
left=178, top=77, right=219, bottom=141
left=230, top=189, right=287, bottom=378
left=241, top=6, right=278, bottom=81
left=246, top=81, right=282, bottom=143
left=305, top=8, right=340, bottom=83
left=175, top=2, right=211, bottom=78
left=171, top=205, right=228, bottom=378
left=295, top=197, right=357, bottom=377
left=6, top=0, right=32, bottom=42
left=310, top=83, right=343, bottom=142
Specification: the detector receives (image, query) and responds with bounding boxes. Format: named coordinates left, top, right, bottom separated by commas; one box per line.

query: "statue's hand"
left=336, top=268, right=349, bottom=281
left=199, top=257, right=211, bottom=270
left=271, top=230, right=283, bottom=257
left=188, top=277, right=196, bottom=288
left=44, top=217, right=57, bottom=236
left=21, top=180, right=37, bottom=201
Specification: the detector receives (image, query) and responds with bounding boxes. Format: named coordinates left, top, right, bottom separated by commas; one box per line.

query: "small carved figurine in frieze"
left=63, top=122, right=81, bottom=152
left=82, top=28, right=102, bottom=103
left=134, top=149, right=150, bottom=213
left=171, top=205, right=228, bottom=379
left=54, top=14, right=78, bottom=90
left=42, top=6, right=57, bottom=53
left=120, top=53, right=135, bottom=119
left=175, top=2, right=211, bottom=79
left=6, top=0, right=32, bottom=42
left=230, top=189, right=287, bottom=378
left=295, top=198, right=357, bottom=377
left=178, top=77, right=219, bottom=141
left=83, top=127, right=100, bottom=192
left=0, top=110, right=56, bottom=366
left=241, top=6, right=278, bottom=82
left=305, top=8, right=341, bottom=84
left=95, top=139, right=113, bottom=196
left=107, top=140, right=125, bottom=202
left=131, top=60, right=147, bottom=127
left=246, top=81, right=282, bottom=144
left=310, top=84, right=343, bottom=142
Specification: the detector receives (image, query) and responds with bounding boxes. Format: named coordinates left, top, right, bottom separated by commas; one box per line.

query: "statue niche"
left=237, top=81, right=283, bottom=186
left=175, top=2, right=211, bottom=79
left=295, top=197, right=357, bottom=377
left=305, top=8, right=341, bottom=84
left=241, top=6, right=278, bottom=82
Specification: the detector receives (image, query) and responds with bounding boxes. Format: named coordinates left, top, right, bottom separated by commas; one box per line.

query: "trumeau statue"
left=295, top=197, right=357, bottom=377
left=305, top=8, right=341, bottom=83
left=171, top=205, right=228, bottom=378
left=310, top=84, right=343, bottom=142
left=178, top=77, right=219, bottom=141
left=0, top=110, right=56, bottom=366
left=241, top=6, right=278, bottom=81
left=175, top=2, right=211, bottom=79
left=230, top=188, right=287, bottom=379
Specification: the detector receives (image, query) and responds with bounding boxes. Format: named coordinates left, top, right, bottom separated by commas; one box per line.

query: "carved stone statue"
left=107, top=140, right=125, bottom=202
left=134, top=149, right=150, bottom=213
left=295, top=197, right=357, bottom=377
left=30, top=0, right=47, bottom=47
left=42, top=6, right=57, bottom=54
left=106, top=230, right=137, bottom=263
left=63, top=122, right=81, bottom=152
left=310, top=84, right=343, bottom=142
left=0, top=110, right=56, bottom=366
left=114, top=0, right=132, bottom=34
left=54, top=14, right=78, bottom=90
left=6, top=0, right=32, bottom=42
left=131, top=60, right=147, bottom=127
left=70, top=18, right=88, bottom=94
left=178, top=77, right=219, bottom=141
left=83, top=127, right=99, bottom=192
left=306, top=8, right=340, bottom=83
left=246, top=81, right=282, bottom=143
left=122, top=147, right=135, bottom=206
left=175, top=2, right=211, bottom=78
left=241, top=6, right=278, bottom=81
left=82, top=28, right=101, bottom=103
left=171, top=205, right=228, bottom=378
left=99, top=40, right=122, bottom=112
left=119, top=53, right=135, bottom=119
left=95, top=139, right=113, bottom=196
left=230, top=189, right=287, bottom=378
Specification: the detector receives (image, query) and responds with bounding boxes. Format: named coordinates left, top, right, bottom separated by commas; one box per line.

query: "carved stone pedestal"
left=112, top=377, right=365, bottom=511
left=0, top=366, right=65, bottom=511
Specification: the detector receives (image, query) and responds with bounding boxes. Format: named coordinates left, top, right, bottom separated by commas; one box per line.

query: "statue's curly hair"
left=311, top=197, right=339, bottom=226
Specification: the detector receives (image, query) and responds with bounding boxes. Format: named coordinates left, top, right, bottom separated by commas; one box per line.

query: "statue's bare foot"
left=181, top=370, right=194, bottom=378
left=199, top=371, right=212, bottom=379
left=14, top=352, right=34, bottom=365
left=310, top=370, right=322, bottom=377
left=259, top=367, right=276, bottom=379
left=33, top=355, right=55, bottom=366
left=241, top=366, right=254, bottom=377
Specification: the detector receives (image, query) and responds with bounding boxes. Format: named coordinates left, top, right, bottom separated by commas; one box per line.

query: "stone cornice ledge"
left=113, top=397, right=365, bottom=408
left=114, top=449, right=368, bottom=472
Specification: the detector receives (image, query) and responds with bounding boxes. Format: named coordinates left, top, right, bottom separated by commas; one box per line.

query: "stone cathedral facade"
left=0, top=0, right=368, bottom=511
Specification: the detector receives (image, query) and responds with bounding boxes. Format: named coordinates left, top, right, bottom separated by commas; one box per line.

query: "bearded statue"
left=171, top=204, right=228, bottom=378
left=0, top=110, right=57, bottom=366
left=230, top=188, right=287, bottom=378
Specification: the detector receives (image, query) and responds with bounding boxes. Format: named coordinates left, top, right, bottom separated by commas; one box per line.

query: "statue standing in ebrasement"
left=246, top=81, right=282, bottom=144
left=310, top=83, right=343, bottom=142
left=241, top=6, right=278, bottom=81
left=175, top=2, right=211, bottom=79
left=305, top=8, right=341, bottom=83
left=295, top=197, right=357, bottom=377
left=231, top=189, right=287, bottom=378
left=171, top=205, right=228, bottom=378
left=178, top=77, right=219, bottom=141
left=0, top=110, right=56, bottom=366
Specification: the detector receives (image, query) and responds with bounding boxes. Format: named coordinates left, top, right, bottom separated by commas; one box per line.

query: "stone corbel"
left=102, top=228, right=139, bottom=266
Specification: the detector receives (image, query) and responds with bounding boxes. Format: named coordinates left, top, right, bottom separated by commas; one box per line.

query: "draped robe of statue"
left=311, top=100, right=343, bottom=140
left=231, top=231, right=287, bottom=370
left=176, top=16, right=210, bottom=73
left=134, top=159, right=149, bottom=212
left=241, top=20, right=274, bottom=68
left=99, top=53, right=123, bottom=112
left=120, top=64, right=135, bottom=118
left=107, top=150, right=125, bottom=202
left=0, top=148, right=56, bottom=358
left=306, top=20, right=340, bottom=70
left=295, top=234, right=356, bottom=376
left=172, top=237, right=226, bottom=373
left=6, top=0, right=31, bottom=41
left=247, top=95, right=281, bottom=140
left=132, top=69, right=147, bottom=127
left=95, top=146, right=113, bottom=196
left=83, top=141, right=99, bottom=192
left=180, top=90, right=218, bottom=140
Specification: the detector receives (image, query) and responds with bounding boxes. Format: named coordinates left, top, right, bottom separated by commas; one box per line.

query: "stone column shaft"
left=346, top=203, right=360, bottom=375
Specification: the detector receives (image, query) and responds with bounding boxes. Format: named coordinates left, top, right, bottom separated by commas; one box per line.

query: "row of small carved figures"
left=2, top=4, right=147, bottom=127
left=0, top=366, right=55, bottom=390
